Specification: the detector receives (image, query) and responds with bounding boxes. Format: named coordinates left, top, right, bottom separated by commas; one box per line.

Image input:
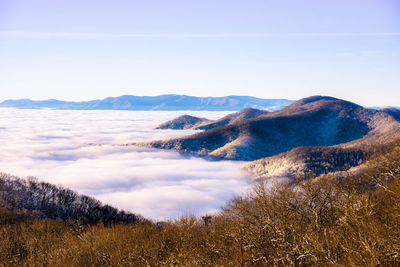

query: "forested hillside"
left=143, top=96, right=400, bottom=161
left=0, top=173, right=142, bottom=225
left=1, top=138, right=400, bottom=266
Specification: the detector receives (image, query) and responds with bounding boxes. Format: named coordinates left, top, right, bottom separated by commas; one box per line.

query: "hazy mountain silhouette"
left=0, top=95, right=293, bottom=111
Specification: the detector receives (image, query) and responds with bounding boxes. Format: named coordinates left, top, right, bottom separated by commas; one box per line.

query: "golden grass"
left=1, top=141, right=400, bottom=266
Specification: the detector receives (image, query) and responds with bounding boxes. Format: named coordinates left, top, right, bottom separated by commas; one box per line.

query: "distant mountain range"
left=0, top=95, right=294, bottom=111
left=138, top=96, right=400, bottom=178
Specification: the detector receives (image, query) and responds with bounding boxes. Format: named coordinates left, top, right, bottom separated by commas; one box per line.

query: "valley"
left=2, top=96, right=400, bottom=265
left=0, top=109, right=250, bottom=219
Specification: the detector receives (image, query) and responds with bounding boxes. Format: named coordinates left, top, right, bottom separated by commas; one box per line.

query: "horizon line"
left=1, top=31, right=400, bottom=39
left=0, top=94, right=294, bottom=101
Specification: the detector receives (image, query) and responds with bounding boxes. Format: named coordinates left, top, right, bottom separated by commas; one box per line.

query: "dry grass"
left=1, top=141, right=400, bottom=266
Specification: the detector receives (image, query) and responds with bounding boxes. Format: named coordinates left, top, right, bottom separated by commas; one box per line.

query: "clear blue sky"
left=0, top=0, right=399, bottom=106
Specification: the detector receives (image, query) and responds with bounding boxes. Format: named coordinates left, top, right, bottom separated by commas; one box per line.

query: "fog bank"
left=0, top=109, right=252, bottom=219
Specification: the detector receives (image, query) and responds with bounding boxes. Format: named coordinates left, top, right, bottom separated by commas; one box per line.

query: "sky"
left=0, top=0, right=399, bottom=106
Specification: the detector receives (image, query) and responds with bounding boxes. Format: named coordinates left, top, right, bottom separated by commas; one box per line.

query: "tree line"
left=0, top=173, right=143, bottom=225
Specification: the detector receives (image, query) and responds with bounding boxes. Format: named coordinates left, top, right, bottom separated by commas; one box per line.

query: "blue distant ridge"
left=0, top=95, right=294, bottom=111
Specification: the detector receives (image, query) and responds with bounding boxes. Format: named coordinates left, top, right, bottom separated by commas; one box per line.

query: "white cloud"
left=0, top=108, right=251, bottom=220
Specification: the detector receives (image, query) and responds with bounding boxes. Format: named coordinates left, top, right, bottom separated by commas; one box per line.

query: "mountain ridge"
left=138, top=96, right=400, bottom=177
left=155, top=115, right=212, bottom=130
left=0, top=95, right=294, bottom=111
left=154, top=107, right=269, bottom=130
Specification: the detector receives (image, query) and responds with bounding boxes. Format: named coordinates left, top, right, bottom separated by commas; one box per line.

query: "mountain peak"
left=296, top=96, right=339, bottom=105
left=276, top=96, right=363, bottom=116
left=143, top=96, right=400, bottom=161
left=155, top=115, right=211, bottom=130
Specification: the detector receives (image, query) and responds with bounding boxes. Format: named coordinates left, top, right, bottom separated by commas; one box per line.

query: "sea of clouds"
left=0, top=108, right=253, bottom=220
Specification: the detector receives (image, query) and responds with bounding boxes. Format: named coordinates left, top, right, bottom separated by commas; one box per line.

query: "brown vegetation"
left=0, top=173, right=143, bottom=225
left=1, top=140, right=400, bottom=266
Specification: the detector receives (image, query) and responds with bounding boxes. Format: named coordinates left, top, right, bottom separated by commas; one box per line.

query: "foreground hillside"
left=1, top=139, right=400, bottom=266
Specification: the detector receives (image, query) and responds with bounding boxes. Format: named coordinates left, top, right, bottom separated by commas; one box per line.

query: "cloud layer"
left=0, top=108, right=252, bottom=220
